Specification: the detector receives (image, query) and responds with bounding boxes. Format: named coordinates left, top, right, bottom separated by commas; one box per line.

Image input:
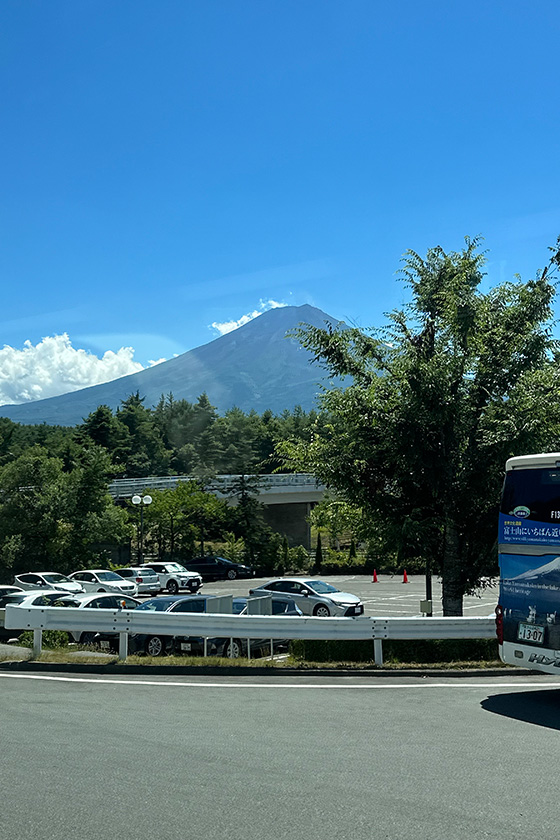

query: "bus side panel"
left=500, top=640, right=560, bottom=674
left=499, top=551, right=560, bottom=669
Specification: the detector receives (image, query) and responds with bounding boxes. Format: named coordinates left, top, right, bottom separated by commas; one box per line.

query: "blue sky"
left=1, top=0, right=559, bottom=403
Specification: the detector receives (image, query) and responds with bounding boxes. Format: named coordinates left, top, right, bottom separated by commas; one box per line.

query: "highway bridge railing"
left=3, top=605, right=496, bottom=665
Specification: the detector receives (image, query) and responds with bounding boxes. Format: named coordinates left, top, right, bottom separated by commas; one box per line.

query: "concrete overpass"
left=108, top=474, right=327, bottom=548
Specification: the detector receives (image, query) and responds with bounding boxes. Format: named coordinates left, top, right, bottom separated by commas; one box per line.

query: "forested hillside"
left=0, top=393, right=322, bottom=478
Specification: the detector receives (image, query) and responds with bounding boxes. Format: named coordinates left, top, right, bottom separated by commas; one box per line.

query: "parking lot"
left=198, top=573, right=499, bottom=617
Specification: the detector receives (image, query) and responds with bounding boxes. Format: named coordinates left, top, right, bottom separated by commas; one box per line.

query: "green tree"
left=279, top=238, right=560, bottom=614
left=116, top=392, right=170, bottom=476
left=0, top=445, right=130, bottom=579
left=145, top=481, right=229, bottom=560
left=228, top=474, right=269, bottom=564
left=315, top=531, right=323, bottom=571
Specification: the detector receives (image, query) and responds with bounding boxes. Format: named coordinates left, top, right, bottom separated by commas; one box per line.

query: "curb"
left=0, top=659, right=534, bottom=678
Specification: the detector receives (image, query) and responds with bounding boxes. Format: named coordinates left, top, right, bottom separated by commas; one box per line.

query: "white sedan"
left=14, top=572, right=85, bottom=594
left=249, top=578, right=364, bottom=617
left=0, top=589, right=76, bottom=641
left=51, top=592, right=140, bottom=644
left=69, top=569, right=138, bottom=596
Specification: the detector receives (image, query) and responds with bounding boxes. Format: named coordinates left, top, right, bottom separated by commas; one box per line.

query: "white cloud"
left=0, top=334, right=150, bottom=406
left=210, top=299, right=287, bottom=336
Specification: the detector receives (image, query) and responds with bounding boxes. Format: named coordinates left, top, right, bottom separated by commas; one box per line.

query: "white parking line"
left=0, top=673, right=559, bottom=689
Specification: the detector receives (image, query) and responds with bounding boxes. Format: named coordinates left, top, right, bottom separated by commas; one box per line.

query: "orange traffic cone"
left=372, top=569, right=378, bottom=583
left=402, top=569, right=409, bottom=583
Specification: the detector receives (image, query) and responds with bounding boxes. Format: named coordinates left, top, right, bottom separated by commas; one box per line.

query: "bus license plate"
left=517, top=623, right=545, bottom=644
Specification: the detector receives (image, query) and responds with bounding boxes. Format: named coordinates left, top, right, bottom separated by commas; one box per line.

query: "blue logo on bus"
left=512, top=506, right=531, bottom=518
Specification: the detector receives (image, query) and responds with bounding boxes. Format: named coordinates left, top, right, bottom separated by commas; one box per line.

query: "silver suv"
left=139, top=562, right=202, bottom=594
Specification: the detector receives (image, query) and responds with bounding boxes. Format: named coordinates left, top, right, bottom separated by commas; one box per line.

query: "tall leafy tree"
left=0, top=445, right=130, bottom=579
left=279, top=238, right=560, bottom=614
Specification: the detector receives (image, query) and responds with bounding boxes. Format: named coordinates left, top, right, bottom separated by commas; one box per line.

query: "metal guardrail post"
left=33, top=628, right=42, bottom=658
left=118, top=632, right=128, bottom=661
left=373, top=639, right=383, bottom=666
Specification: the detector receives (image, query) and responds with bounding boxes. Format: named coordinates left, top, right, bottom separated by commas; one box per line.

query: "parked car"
left=0, top=585, right=23, bottom=598
left=138, top=562, right=202, bottom=594
left=114, top=566, right=161, bottom=595
left=69, top=569, right=138, bottom=596
left=249, top=578, right=364, bottom=617
left=0, top=589, right=76, bottom=641
left=50, top=592, right=140, bottom=645
left=197, top=595, right=303, bottom=659
left=129, top=593, right=302, bottom=658
left=128, top=594, right=217, bottom=656
left=186, top=555, right=255, bottom=581
left=14, top=572, right=85, bottom=594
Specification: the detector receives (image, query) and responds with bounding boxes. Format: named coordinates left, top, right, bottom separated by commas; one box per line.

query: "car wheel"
left=146, top=636, right=167, bottom=657
left=80, top=632, right=98, bottom=647
left=166, top=580, right=179, bottom=594
left=224, top=639, right=243, bottom=659
left=313, top=604, right=330, bottom=617
left=227, top=569, right=237, bottom=580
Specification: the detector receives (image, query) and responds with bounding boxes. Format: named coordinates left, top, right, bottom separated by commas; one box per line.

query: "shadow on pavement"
left=481, top=689, right=560, bottom=730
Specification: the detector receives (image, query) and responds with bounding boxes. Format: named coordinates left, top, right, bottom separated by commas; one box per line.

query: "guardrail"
left=108, top=473, right=326, bottom=499
left=3, top=605, right=496, bottom=665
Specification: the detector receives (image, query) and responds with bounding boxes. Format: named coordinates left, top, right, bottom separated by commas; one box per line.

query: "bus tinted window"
left=501, top=469, right=560, bottom=522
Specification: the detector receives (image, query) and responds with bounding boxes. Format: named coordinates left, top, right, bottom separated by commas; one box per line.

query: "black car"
left=129, top=593, right=300, bottom=658
left=128, top=594, right=220, bottom=657
left=186, top=555, right=254, bottom=581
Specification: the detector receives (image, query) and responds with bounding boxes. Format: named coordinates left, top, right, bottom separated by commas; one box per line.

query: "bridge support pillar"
left=262, top=502, right=312, bottom=549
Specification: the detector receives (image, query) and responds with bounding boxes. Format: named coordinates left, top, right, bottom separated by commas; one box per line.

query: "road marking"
left=0, top=673, right=559, bottom=689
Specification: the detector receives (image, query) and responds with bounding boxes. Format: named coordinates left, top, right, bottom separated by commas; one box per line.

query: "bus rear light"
left=495, top=604, right=504, bottom=645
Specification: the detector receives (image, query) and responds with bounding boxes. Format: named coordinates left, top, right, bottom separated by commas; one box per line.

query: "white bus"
left=497, top=452, right=560, bottom=675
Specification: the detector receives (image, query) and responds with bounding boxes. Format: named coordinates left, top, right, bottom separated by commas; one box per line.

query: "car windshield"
left=96, top=572, right=122, bottom=581
left=42, top=574, right=72, bottom=583
left=136, top=600, right=172, bottom=611
left=165, top=563, right=187, bottom=572
left=305, top=580, right=339, bottom=594
left=1, top=594, right=28, bottom=605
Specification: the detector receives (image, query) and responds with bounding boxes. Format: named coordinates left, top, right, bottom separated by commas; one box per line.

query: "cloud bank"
left=211, top=299, right=287, bottom=336
left=0, top=334, right=146, bottom=406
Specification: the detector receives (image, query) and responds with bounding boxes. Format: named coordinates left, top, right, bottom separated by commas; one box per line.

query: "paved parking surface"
left=200, top=573, right=498, bottom=617
left=2, top=670, right=558, bottom=840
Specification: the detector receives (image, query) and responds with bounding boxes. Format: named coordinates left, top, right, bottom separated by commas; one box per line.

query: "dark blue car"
left=128, top=594, right=301, bottom=658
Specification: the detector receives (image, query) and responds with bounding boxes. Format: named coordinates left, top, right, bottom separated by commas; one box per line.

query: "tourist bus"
left=497, top=452, right=560, bottom=675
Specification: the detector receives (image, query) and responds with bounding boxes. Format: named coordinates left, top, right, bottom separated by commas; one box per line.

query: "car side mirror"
left=301, top=590, right=309, bottom=597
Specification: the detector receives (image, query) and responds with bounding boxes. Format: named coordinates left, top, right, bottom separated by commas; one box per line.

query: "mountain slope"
left=0, top=305, right=343, bottom=426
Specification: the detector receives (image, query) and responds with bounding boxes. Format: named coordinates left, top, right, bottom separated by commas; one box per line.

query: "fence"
left=2, top=604, right=496, bottom=666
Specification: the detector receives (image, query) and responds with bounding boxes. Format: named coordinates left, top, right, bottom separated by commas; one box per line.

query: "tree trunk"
left=442, top=519, right=464, bottom=616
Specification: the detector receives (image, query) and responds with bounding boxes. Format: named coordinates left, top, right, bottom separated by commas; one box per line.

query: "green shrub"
left=17, top=630, right=70, bottom=649
left=289, top=637, right=499, bottom=664
left=319, top=549, right=370, bottom=575
left=287, top=545, right=312, bottom=574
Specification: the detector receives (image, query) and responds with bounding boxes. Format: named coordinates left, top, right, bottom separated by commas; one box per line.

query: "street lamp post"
left=131, top=494, right=152, bottom=564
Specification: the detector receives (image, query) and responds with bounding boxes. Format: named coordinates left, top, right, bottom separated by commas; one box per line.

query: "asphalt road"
left=201, top=573, right=499, bottom=617
left=2, top=670, right=558, bottom=839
